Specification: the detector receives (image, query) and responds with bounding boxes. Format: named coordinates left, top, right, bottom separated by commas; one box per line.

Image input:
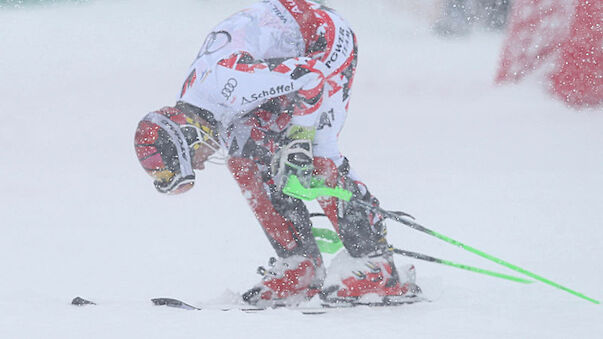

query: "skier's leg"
left=311, top=58, right=420, bottom=302
left=225, top=106, right=324, bottom=306
left=313, top=155, right=421, bottom=303
left=313, top=116, right=419, bottom=301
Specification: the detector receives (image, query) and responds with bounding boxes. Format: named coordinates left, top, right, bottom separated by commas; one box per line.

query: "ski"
left=151, top=296, right=429, bottom=314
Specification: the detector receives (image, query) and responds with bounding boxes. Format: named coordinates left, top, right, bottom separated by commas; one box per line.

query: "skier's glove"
left=272, top=139, right=314, bottom=191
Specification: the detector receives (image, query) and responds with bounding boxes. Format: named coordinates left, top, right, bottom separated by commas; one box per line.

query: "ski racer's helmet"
left=134, top=105, right=220, bottom=194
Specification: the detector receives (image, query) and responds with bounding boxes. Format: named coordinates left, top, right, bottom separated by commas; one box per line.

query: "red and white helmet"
left=134, top=106, right=221, bottom=194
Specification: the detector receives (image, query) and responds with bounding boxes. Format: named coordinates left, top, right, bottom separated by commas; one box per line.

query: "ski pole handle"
left=282, top=175, right=352, bottom=201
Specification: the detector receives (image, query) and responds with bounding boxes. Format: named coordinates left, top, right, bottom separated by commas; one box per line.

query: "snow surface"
left=1, top=1, right=601, bottom=338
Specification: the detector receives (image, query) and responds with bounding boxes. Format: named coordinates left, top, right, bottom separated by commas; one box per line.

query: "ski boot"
left=242, top=255, right=326, bottom=308
left=320, top=249, right=422, bottom=306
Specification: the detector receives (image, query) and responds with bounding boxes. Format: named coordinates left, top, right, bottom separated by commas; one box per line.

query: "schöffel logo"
left=221, top=78, right=238, bottom=100
left=241, top=82, right=295, bottom=105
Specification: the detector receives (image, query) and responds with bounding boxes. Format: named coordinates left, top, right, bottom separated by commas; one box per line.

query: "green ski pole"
left=284, top=175, right=600, bottom=304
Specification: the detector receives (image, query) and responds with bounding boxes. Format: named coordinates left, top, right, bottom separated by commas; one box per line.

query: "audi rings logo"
left=222, top=78, right=238, bottom=100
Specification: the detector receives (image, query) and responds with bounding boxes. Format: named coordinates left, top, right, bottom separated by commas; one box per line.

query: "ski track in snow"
left=0, top=1, right=601, bottom=338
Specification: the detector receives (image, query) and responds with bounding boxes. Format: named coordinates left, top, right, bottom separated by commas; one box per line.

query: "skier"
left=134, top=0, right=420, bottom=307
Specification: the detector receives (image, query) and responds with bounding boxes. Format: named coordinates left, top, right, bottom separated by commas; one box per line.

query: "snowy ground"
left=1, top=1, right=601, bottom=338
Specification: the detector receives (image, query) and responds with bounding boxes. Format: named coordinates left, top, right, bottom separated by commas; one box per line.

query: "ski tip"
left=71, top=296, right=96, bottom=306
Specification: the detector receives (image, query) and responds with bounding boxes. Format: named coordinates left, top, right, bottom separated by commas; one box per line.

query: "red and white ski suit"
left=179, top=0, right=385, bottom=264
